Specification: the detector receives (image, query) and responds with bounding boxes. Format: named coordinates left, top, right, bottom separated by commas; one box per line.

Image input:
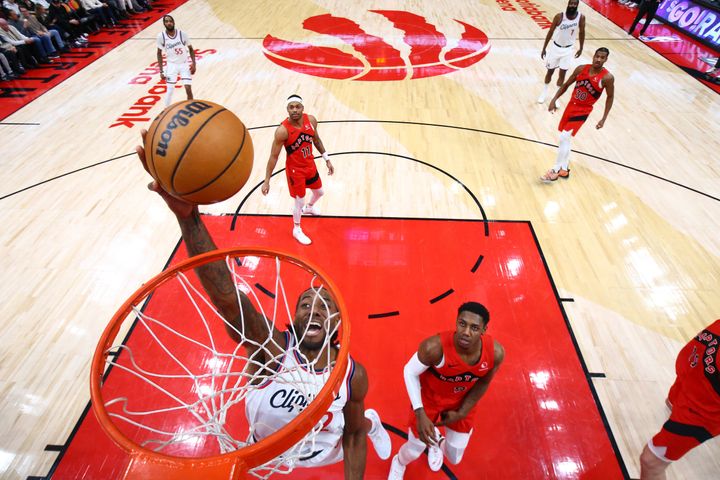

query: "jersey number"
left=574, top=90, right=588, bottom=102
left=320, top=412, right=334, bottom=431
left=301, top=146, right=312, bottom=158
left=174, top=47, right=184, bottom=55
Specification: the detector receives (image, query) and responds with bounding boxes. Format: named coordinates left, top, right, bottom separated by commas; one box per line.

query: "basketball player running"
left=388, top=302, right=505, bottom=479
left=133, top=130, right=390, bottom=478
left=538, top=0, right=585, bottom=104
left=261, top=95, right=334, bottom=246
left=541, top=47, right=614, bottom=182
left=156, top=15, right=196, bottom=107
left=640, top=320, right=720, bottom=479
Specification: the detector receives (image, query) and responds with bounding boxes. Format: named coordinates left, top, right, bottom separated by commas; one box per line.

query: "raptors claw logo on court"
left=263, top=10, right=490, bottom=81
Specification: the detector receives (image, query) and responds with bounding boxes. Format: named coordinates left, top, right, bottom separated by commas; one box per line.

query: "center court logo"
left=263, top=10, right=491, bottom=81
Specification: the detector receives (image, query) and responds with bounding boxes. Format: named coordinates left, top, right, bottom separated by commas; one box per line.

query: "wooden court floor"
left=1, top=0, right=719, bottom=478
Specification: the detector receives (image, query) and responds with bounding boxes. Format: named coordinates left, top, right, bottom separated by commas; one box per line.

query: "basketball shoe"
left=292, top=226, right=311, bottom=245
left=427, top=428, right=444, bottom=471
left=558, top=168, right=570, bottom=178
left=540, top=169, right=560, bottom=182
left=365, top=409, right=392, bottom=459
left=302, top=204, right=320, bottom=216
left=388, top=454, right=406, bottom=480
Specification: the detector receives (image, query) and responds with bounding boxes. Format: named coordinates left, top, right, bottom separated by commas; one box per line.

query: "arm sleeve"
left=403, top=352, right=430, bottom=410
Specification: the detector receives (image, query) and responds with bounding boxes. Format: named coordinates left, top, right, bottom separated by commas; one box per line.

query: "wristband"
left=322, top=152, right=330, bottom=162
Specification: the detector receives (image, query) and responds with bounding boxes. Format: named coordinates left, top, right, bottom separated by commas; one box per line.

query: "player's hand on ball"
left=136, top=129, right=196, bottom=219
left=415, top=410, right=439, bottom=446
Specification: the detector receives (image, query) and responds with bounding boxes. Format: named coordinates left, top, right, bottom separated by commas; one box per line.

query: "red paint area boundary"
left=51, top=215, right=625, bottom=479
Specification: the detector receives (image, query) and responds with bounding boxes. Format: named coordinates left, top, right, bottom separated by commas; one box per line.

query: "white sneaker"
left=365, top=409, right=391, bottom=459
left=427, top=428, right=444, bottom=471
left=388, top=454, right=405, bottom=480
left=292, top=227, right=311, bottom=245
left=301, top=204, right=320, bottom=216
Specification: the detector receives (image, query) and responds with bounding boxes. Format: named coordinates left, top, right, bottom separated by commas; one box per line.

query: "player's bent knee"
left=444, top=445, right=465, bottom=465
left=640, top=444, right=670, bottom=477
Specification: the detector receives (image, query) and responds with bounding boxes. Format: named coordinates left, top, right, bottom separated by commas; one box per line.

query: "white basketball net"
left=100, top=254, right=342, bottom=478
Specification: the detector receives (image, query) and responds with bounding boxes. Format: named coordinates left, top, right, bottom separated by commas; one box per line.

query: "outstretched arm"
left=156, top=47, right=164, bottom=80
left=541, top=13, right=561, bottom=59
left=405, top=335, right=443, bottom=446
left=548, top=65, right=582, bottom=112
left=596, top=73, right=614, bottom=129
left=261, top=125, right=287, bottom=195
left=309, top=115, right=333, bottom=175
left=188, top=44, right=196, bottom=74
left=576, top=15, right=585, bottom=58
left=436, top=342, right=505, bottom=426
left=135, top=130, right=279, bottom=348
left=342, top=362, right=369, bottom=480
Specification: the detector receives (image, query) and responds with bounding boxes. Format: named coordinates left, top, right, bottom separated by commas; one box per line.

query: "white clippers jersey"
left=157, top=29, right=191, bottom=65
left=245, top=332, right=355, bottom=467
left=553, top=12, right=581, bottom=47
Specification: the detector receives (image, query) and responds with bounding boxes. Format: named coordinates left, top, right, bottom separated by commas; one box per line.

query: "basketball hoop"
left=90, top=247, right=350, bottom=479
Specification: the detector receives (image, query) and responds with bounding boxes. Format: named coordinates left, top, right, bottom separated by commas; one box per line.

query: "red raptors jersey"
left=282, top=114, right=315, bottom=170
left=672, top=320, right=720, bottom=422
left=420, top=331, right=495, bottom=411
left=569, top=65, right=607, bottom=108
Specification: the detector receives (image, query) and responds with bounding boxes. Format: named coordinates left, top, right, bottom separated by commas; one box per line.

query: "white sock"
left=164, top=84, right=175, bottom=107
left=292, top=196, right=303, bottom=224
left=398, top=430, right=426, bottom=466
left=554, top=130, right=572, bottom=171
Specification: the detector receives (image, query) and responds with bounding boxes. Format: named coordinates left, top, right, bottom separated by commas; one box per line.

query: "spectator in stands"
left=3, top=0, right=21, bottom=16
left=628, top=0, right=662, bottom=37
left=47, top=0, right=92, bottom=42
left=0, top=41, right=25, bottom=76
left=19, top=5, right=67, bottom=52
left=79, top=0, right=116, bottom=27
left=0, top=16, right=51, bottom=65
left=7, top=8, right=59, bottom=57
left=0, top=50, right=18, bottom=80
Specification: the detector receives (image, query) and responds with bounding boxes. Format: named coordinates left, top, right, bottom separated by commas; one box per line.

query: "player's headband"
left=287, top=95, right=303, bottom=106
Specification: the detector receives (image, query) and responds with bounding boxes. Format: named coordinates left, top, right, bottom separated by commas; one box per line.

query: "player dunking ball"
left=157, top=15, right=196, bottom=107
left=388, top=302, right=505, bottom=479
left=135, top=129, right=391, bottom=479
left=640, top=320, right=720, bottom=480
left=538, top=0, right=585, bottom=104
left=541, top=47, right=615, bottom=182
left=261, top=95, right=334, bottom=245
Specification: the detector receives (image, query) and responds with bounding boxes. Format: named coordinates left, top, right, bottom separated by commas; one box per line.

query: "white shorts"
left=545, top=42, right=574, bottom=71
left=165, top=62, right=192, bottom=85
left=295, top=432, right=344, bottom=468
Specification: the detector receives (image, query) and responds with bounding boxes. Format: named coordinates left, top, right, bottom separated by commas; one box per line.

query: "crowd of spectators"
left=0, top=0, right=153, bottom=82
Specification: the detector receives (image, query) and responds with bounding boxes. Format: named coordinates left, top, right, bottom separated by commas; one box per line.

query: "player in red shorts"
left=387, top=302, right=505, bottom=479
left=640, top=320, right=720, bottom=479
left=261, top=94, right=334, bottom=245
left=541, top=47, right=615, bottom=182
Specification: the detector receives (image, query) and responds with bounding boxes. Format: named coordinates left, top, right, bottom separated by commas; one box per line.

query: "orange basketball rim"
left=90, top=246, right=351, bottom=479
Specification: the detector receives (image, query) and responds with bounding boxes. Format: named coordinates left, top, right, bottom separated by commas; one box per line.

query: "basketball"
left=144, top=100, right=254, bottom=204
